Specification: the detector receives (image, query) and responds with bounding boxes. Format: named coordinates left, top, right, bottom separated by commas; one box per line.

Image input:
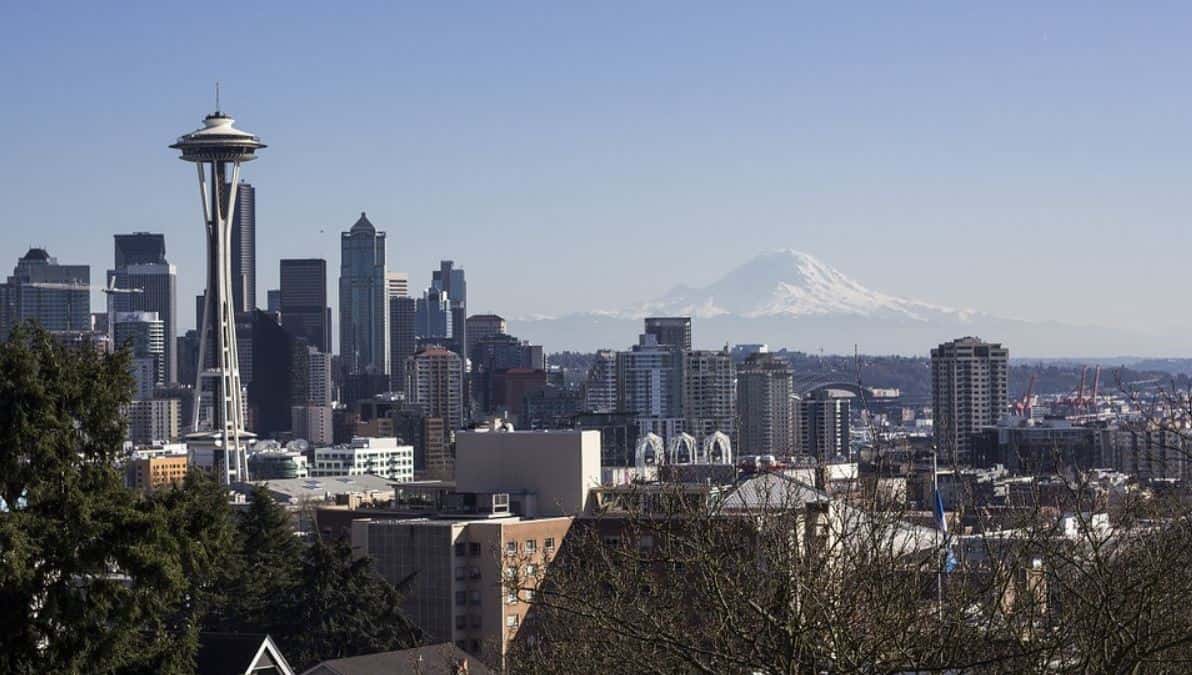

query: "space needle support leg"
left=224, top=165, right=245, bottom=481
left=193, top=163, right=214, bottom=434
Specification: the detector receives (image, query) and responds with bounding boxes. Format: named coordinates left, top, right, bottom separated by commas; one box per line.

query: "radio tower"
left=170, top=93, right=266, bottom=484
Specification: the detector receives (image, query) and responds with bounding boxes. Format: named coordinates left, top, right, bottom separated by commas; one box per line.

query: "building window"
left=506, top=591, right=518, bottom=605
left=506, top=614, right=520, bottom=628
left=469, top=542, right=481, bottom=556
left=469, top=590, right=481, bottom=605
left=470, top=614, right=482, bottom=629
left=455, top=615, right=467, bottom=629
left=544, top=537, right=555, bottom=551
left=454, top=566, right=466, bottom=581
left=455, top=591, right=466, bottom=606
left=505, top=541, right=517, bottom=556
left=525, top=539, right=537, bottom=552
left=454, top=542, right=466, bottom=556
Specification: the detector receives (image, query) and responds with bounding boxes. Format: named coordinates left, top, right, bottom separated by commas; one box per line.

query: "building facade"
left=280, top=258, right=331, bottom=353
left=931, top=337, right=1009, bottom=465
left=339, top=212, right=388, bottom=375
left=737, top=352, right=794, bottom=455
left=312, top=437, right=414, bottom=482
left=0, top=248, right=90, bottom=337
left=407, top=347, right=465, bottom=431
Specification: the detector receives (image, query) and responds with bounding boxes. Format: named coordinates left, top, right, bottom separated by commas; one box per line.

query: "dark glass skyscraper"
left=229, top=182, right=256, bottom=313
left=339, top=212, right=388, bottom=374
left=280, top=258, right=331, bottom=353
left=114, top=233, right=166, bottom=267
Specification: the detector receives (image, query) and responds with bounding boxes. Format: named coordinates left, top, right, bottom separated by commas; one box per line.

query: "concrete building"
left=112, top=311, right=166, bottom=394
left=0, top=248, right=90, bottom=337
left=644, top=316, right=692, bottom=351
left=279, top=258, right=331, bottom=353
left=684, top=349, right=736, bottom=444
left=798, top=391, right=851, bottom=459
left=455, top=430, right=601, bottom=517
left=125, top=454, right=188, bottom=493
left=306, top=346, right=333, bottom=406
left=389, top=295, right=417, bottom=393
left=737, top=352, right=794, bottom=455
left=407, top=347, right=465, bottom=431
left=339, top=212, right=389, bottom=375
left=312, top=436, right=414, bottom=482
left=291, top=404, right=334, bottom=445
left=386, top=271, right=409, bottom=301
left=616, top=333, right=684, bottom=427
left=932, top=337, right=1009, bottom=465
left=125, top=398, right=182, bottom=445
left=582, top=349, right=617, bottom=413
left=352, top=515, right=572, bottom=667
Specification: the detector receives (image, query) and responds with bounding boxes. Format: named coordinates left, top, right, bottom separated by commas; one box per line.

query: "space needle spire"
left=170, top=102, right=266, bottom=484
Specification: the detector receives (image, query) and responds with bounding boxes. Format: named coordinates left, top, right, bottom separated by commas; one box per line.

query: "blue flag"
left=934, top=488, right=958, bottom=573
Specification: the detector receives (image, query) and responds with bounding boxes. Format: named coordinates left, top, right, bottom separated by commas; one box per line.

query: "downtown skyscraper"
left=0, top=248, right=90, bottom=337
left=279, top=258, right=331, bottom=353
left=339, top=212, right=389, bottom=375
left=108, top=233, right=178, bottom=382
left=230, top=182, right=256, bottom=313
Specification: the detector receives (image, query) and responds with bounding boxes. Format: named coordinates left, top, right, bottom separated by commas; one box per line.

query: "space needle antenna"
left=215, top=81, right=220, bottom=113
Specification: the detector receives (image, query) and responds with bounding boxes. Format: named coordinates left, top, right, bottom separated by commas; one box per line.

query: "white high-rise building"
left=583, top=350, right=617, bottom=413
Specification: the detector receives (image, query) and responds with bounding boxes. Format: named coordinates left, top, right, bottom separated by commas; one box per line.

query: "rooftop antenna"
left=215, top=81, right=221, bottom=113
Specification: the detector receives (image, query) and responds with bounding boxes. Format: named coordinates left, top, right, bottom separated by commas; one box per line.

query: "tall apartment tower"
left=406, top=347, right=465, bottom=431
left=931, top=337, right=1009, bottom=465
left=736, top=352, right=793, bottom=455
left=583, top=349, right=617, bottom=413
left=109, top=233, right=177, bottom=382
left=0, top=248, right=90, bottom=337
left=279, top=258, right=331, bottom=353
left=229, top=182, right=256, bottom=313
left=389, top=296, right=417, bottom=392
left=112, top=311, right=166, bottom=398
left=798, top=391, right=851, bottom=459
left=616, top=333, right=685, bottom=441
left=339, top=212, right=388, bottom=375
left=644, top=317, right=692, bottom=351
left=684, top=349, right=736, bottom=443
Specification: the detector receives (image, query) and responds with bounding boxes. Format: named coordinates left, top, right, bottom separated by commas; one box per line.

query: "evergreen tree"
left=0, top=323, right=188, bottom=673
left=281, top=538, right=421, bottom=670
left=219, top=484, right=304, bottom=634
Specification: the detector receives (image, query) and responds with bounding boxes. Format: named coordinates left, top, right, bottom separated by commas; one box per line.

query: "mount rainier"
left=508, top=249, right=1168, bottom=357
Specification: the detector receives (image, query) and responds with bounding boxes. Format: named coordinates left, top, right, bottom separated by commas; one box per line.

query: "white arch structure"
left=634, top=432, right=665, bottom=470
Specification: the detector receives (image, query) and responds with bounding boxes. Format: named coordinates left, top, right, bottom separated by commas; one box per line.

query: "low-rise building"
left=312, top=436, right=415, bottom=482
left=126, top=454, right=188, bottom=493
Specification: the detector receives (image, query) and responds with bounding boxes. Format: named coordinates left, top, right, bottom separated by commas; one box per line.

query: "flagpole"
left=934, top=450, right=943, bottom=622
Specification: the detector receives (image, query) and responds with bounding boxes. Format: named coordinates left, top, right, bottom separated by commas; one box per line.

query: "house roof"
left=301, top=643, right=494, bottom=675
left=196, top=633, right=295, bottom=675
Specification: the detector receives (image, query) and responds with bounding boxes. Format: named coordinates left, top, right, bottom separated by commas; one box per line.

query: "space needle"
left=170, top=95, right=265, bottom=484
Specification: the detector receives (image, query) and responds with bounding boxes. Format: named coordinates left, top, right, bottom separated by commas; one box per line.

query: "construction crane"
left=24, top=280, right=143, bottom=340
left=1014, top=373, right=1036, bottom=417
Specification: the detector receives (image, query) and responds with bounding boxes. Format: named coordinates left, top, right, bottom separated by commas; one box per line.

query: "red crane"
left=1014, top=374, right=1036, bottom=417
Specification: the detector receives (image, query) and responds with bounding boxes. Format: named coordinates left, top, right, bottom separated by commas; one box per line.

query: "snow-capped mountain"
left=618, top=249, right=968, bottom=322
left=508, top=249, right=1170, bottom=356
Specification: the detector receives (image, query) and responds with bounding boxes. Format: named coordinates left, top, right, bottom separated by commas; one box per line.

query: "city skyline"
left=4, top=4, right=1192, bottom=352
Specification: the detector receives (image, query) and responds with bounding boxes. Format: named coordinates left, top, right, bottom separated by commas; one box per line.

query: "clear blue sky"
left=2, top=2, right=1190, bottom=339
